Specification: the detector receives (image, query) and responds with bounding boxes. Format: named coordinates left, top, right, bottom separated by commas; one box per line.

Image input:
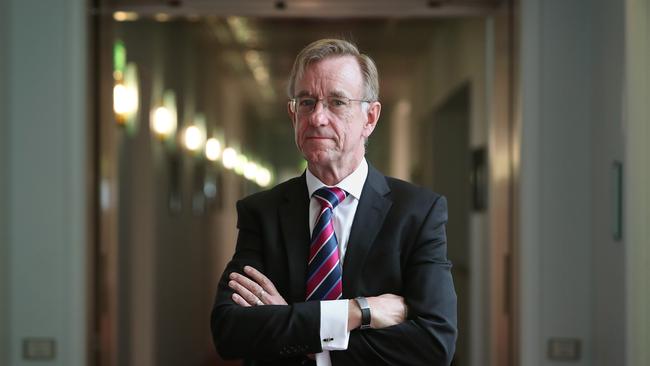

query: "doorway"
left=93, top=2, right=517, bottom=365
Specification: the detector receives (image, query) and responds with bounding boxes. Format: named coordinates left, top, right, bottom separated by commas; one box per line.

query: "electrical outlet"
left=548, top=338, right=581, bottom=361
left=23, top=338, right=56, bottom=360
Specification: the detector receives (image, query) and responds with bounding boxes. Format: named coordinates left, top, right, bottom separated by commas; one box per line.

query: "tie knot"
left=313, top=187, right=348, bottom=210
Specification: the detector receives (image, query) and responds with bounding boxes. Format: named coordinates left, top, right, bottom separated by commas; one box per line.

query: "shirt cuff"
left=319, top=299, right=350, bottom=351
left=315, top=351, right=331, bottom=366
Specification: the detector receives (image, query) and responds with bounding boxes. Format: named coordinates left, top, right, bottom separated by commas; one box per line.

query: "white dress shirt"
left=305, top=158, right=368, bottom=366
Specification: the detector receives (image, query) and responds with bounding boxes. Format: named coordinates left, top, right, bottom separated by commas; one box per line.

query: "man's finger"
left=230, top=272, right=264, bottom=296
left=244, top=266, right=279, bottom=296
left=229, top=269, right=288, bottom=306
left=232, top=293, right=251, bottom=307
left=229, top=279, right=261, bottom=306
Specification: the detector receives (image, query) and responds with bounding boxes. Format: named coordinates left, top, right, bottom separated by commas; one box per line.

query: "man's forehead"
left=301, top=55, right=360, bottom=76
left=295, top=89, right=348, bottom=98
left=295, top=56, right=363, bottom=95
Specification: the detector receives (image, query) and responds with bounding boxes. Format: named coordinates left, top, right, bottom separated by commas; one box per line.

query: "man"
left=211, top=39, right=457, bottom=366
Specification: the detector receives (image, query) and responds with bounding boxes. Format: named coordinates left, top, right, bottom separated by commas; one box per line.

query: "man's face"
left=288, top=56, right=380, bottom=171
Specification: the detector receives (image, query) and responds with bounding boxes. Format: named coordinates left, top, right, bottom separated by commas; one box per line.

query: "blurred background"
left=0, top=0, right=648, bottom=365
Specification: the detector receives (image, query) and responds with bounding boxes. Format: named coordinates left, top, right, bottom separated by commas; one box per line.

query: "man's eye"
left=299, top=99, right=316, bottom=107
left=330, top=98, right=347, bottom=107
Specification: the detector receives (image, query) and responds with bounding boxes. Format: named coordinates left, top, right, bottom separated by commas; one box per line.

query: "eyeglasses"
left=289, top=96, right=370, bottom=116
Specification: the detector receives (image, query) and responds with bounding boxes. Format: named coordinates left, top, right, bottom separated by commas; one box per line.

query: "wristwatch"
left=354, top=297, right=371, bottom=329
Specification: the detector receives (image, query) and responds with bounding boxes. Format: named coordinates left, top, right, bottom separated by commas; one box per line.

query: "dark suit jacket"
left=211, top=164, right=457, bottom=365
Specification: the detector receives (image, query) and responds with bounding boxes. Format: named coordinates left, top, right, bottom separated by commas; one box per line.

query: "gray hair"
left=287, top=39, right=379, bottom=101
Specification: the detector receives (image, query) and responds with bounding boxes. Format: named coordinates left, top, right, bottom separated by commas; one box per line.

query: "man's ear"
left=287, top=101, right=297, bottom=128
left=362, top=101, right=381, bottom=138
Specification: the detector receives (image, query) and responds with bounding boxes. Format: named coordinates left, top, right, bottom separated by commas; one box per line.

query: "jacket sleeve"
left=330, top=195, right=457, bottom=366
left=210, top=199, right=322, bottom=361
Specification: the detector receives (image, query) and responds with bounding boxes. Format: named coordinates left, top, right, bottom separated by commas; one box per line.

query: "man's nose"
left=308, top=101, right=329, bottom=126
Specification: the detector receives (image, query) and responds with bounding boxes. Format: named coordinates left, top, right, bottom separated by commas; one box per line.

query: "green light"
left=114, top=40, right=126, bottom=73
left=299, top=159, right=308, bottom=172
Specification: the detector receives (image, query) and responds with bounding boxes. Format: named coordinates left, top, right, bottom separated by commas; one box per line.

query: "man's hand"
left=228, top=266, right=288, bottom=306
left=349, top=294, right=408, bottom=330
left=368, top=294, right=408, bottom=328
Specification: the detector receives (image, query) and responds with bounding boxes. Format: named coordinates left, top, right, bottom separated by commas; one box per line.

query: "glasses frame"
left=289, top=96, right=371, bottom=116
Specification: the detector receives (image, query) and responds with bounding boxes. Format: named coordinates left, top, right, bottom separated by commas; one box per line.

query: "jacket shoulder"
left=384, top=176, right=443, bottom=203
left=382, top=176, right=448, bottom=224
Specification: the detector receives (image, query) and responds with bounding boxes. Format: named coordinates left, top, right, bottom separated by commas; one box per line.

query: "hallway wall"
left=521, top=0, right=626, bottom=365
left=521, top=0, right=591, bottom=362
left=625, top=0, right=650, bottom=363
left=590, top=0, right=626, bottom=365
left=0, top=0, right=9, bottom=364
left=0, top=0, right=89, bottom=365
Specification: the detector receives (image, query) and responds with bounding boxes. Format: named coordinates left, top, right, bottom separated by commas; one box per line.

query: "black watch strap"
left=355, top=297, right=371, bottom=329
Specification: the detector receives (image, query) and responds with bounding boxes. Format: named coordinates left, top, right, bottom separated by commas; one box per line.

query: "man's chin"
left=302, top=139, right=335, bottom=150
left=302, top=150, right=334, bottom=166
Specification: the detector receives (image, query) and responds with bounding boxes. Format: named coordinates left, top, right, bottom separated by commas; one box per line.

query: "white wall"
left=625, top=0, right=650, bottom=364
left=3, top=0, right=88, bottom=365
left=0, top=0, right=10, bottom=364
left=520, top=1, right=542, bottom=363
left=521, top=0, right=626, bottom=365
left=590, top=0, right=626, bottom=365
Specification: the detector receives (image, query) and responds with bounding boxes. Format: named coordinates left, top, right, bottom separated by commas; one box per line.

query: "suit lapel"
left=279, top=175, right=311, bottom=302
left=342, top=164, right=392, bottom=298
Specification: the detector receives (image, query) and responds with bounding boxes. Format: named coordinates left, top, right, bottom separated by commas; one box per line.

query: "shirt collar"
left=306, top=158, right=368, bottom=200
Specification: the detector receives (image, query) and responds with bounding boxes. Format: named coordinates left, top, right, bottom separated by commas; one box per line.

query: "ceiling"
left=103, top=0, right=503, bottom=18
left=219, top=18, right=451, bottom=101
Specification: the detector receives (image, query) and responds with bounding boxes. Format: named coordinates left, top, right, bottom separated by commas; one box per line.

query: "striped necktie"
left=306, top=187, right=348, bottom=301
